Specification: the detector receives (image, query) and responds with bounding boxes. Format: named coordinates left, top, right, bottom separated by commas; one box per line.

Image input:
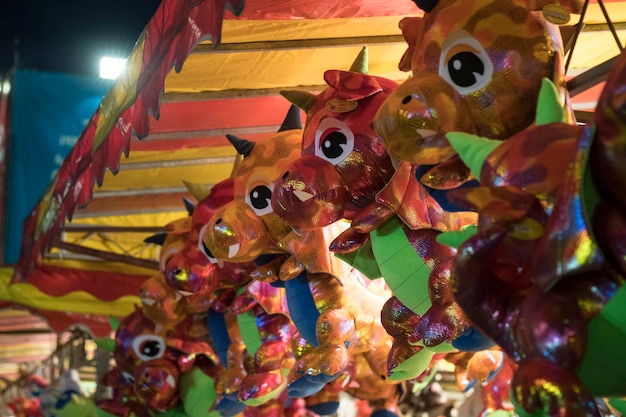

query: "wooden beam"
left=50, top=239, right=159, bottom=270
left=574, top=110, right=595, bottom=123
left=62, top=225, right=166, bottom=233
left=162, top=85, right=328, bottom=102
left=566, top=55, right=619, bottom=96
left=138, top=125, right=281, bottom=140
left=193, top=35, right=406, bottom=54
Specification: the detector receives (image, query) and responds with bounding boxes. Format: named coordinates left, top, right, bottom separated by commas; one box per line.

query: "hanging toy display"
left=201, top=105, right=404, bottom=416
left=161, top=178, right=256, bottom=316
left=440, top=49, right=626, bottom=416
left=108, top=308, right=219, bottom=414
left=203, top=271, right=296, bottom=407
left=273, top=47, right=397, bottom=240
left=269, top=47, right=440, bottom=383
left=139, top=273, right=189, bottom=330
left=313, top=0, right=585, bottom=382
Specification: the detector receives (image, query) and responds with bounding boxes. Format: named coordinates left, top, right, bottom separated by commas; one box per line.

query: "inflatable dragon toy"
left=272, top=47, right=397, bottom=241
left=146, top=179, right=296, bottom=411
left=206, top=279, right=296, bottom=407
left=303, top=0, right=583, bottom=379
left=440, top=49, right=626, bottom=416
left=161, top=179, right=256, bottom=315
left=272, top=46, right=477, bottom=381
left=109, top=308, right=218, bottom=414
left=446, top=348, right=517, bottom=416
left=202, top=106, right=402, bottom=415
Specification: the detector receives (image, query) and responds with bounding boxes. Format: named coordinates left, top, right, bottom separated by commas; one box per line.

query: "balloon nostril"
left=282, top=171, right=289, bottom=180
left=215, top=218, right=222, bottom=225
left=402, top=95, right=412, bottom=105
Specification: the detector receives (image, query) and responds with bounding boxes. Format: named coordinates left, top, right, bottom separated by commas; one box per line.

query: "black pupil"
left=447, top=51, right=484, bottom=87
left=250, top=185, right=272, bottom=210
left=142, top=340, right=161, bottom=357
left=321, top=131, right=347, bottom=159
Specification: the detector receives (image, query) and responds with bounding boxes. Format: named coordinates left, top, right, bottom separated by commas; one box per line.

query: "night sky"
left=0, top=0, right=161, bottom=76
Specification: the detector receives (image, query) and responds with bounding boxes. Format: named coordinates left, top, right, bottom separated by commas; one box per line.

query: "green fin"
left=334, top=239, right=382, bottom=279
left=436, top=226, right=478, bottom=249
left=94, top=337, right=115, bottom=353
left=237, top=309, right=262, bottom=356
left=536, top=78, right=566, bottom=125
left=446, top=132, right=500, bottom=179
left=108, top=315, right=121, bottom=332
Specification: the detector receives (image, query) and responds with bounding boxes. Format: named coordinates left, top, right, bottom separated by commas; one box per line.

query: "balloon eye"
left=159, top=247, right=179, bottom=274
left=439, top=30, right=493, bottom=95
left=250, top=185, right=272, bottom=210
left=198, top=224, right=218, bottom=263
left=321, top=130, right=348, bottom=159
left=446, top=51, right=485, bottom=88
left=245, top=183, right=274, bottom=216
left=132, top=334, right=166, bottom=361
left=314, top=118, right=354, bottom=165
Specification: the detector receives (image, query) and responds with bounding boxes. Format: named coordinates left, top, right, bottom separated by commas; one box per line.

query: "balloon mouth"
left=294, top=189, right=314, bottom=202
left=228, top=243, right=240, bottom=259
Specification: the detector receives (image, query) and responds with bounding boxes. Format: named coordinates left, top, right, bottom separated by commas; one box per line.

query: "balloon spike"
left=446, top=132, right=500, bottom=180
left=109, top=315, right=121, bottom=332
left=226, top=134, right=256, bottom=157
left=183, top=180, right=212, bottom=202
left=280, top=90, right=316, bottom=113
left=413, top=0, right=439, bottom=12
left=278, top=104, right=303, bottom=132
left=183, top=197, right=196, bottom=216
left=535, top=78, right=566, bottom=126
left=350, top=46, right=369, bottom=74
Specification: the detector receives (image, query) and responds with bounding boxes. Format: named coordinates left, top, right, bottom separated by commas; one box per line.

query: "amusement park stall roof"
left=0, top=0, right=625, bottom=383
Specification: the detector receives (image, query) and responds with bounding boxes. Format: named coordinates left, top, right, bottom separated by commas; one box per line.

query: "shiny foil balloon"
left=442, top=58, right=626, bottom=415
left=97, top=367, right=147, bottom=417
left=272, top=48, right=397, bottom=231
left=112, top=308, right=216, bottom=413
left=373, top=0, right=582, bottom=168
left=139, top=274, right=187, bottom=328
left=162, top=179, right=255, bottom=315
left=210, top=280, right=296, bottom=407
left=202, top=107, right=397, bottom=400
left=272, top=46, right=476, bottom=385
left=134, top=359, right=181, bottom=411
left=203, top=130, right=303, bottom=265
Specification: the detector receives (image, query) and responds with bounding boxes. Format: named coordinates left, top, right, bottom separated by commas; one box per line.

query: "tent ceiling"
left=12, top=0, right=626, bottom=288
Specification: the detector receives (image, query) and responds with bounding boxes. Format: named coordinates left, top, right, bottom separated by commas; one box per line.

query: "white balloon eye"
left=439, top=30, right=493, bottom=95
left=132, top=334, right=166, bottom=361
left=245, top=181, right=274, bottom=216
left=159, top=246, right=179, bottom=274
left=314, top=118, right=354, bottom=165
left=198, top=223, right=218, bottom=264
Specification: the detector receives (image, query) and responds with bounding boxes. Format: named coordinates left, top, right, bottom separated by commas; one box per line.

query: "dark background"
left=0, top=0, right=162, bottom=77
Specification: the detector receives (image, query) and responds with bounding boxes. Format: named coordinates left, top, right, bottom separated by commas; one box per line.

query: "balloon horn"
left=413, top=0, right=439, bottom=12
left=182, top=197, right=196, bottom=216
left=278, top=104, right=303, bottom=132
left=280, top=90, right=316, bottom=113
left=349, top=46, right=369, bottom=74
left=226, top=134, right=256, bottom=157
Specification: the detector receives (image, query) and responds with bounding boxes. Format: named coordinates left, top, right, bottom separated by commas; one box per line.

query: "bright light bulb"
left=99, top=57, right=126, bottom=80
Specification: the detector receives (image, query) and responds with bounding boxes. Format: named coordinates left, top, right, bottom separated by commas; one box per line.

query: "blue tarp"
left=4, top=70, right=111, bottom=264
